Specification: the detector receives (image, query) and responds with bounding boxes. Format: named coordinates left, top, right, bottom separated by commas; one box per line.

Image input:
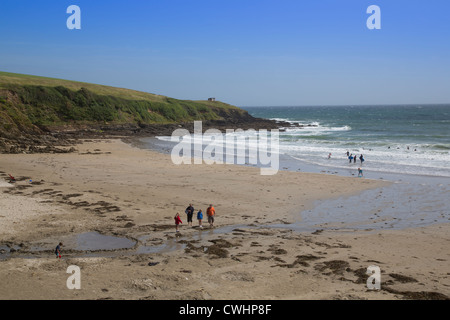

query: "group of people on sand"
left=53, top=204, right=216, bottom=258
left=174, top=203, right=216, bottom=232
left=53, top=204, right=217, bottom=258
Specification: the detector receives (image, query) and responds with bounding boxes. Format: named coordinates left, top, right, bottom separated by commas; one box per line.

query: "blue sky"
left=1, top=0, right=449, bottom=106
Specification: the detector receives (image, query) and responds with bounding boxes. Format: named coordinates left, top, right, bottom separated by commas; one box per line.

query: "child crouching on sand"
left=174, top=212, right=182, bottom=232
left=55, top=242, right=63, bottom=259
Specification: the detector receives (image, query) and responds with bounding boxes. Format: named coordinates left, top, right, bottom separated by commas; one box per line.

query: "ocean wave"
left=427, top=144, right=450, bottom=150
left=290, top=155, right=450, bottom=178
left=282, top=125, right=351, bottom=134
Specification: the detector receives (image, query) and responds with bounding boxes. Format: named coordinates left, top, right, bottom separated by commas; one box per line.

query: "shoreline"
left=0, top=138, right=449, bottom=300
left=133, top=135, right=450, bottom=182
left=133, top=136, right=450, bottom=232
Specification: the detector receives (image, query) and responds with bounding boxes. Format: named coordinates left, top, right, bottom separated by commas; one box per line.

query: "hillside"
left=0, top=72, right=277, bottom=153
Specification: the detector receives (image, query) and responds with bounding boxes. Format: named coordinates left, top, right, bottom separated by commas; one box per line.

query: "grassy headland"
left=0, top=71, right=273, bottom=153
left=0, top=71, right=250, bottom=131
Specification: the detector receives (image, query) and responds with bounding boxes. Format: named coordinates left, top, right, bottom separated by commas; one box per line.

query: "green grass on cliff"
left=0, top=71, right=248, bottom=135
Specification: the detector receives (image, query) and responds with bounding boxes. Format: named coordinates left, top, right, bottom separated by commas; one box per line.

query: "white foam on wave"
left=288, top=143, right=450, bottom=177
left=154, top=125, right=450, bottom=177
left=283, top=125, right=351, bottom=135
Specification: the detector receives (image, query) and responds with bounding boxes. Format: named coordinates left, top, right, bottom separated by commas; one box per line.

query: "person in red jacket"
left=174, top=212, right=182, bottom=232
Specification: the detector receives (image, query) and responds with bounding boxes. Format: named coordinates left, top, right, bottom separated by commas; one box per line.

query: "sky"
left=1, top=0, right=450, bottom=106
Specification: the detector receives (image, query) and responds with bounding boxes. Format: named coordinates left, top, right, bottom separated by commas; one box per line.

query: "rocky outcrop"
left=0, top=131, right=77, bottom=154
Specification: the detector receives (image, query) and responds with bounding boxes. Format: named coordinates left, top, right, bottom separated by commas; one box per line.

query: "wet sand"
left=0, top=139, right=449, bottom=300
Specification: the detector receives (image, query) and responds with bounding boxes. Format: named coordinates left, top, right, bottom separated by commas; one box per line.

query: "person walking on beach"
left=358, top=168, right=363, bottom=178
left=185, top=203, right=195, bottom=227
left=207, top=204, right=216, bottom=228
left=55, top=242, right=63, bottom=259
left=197, top=209, right=203, bottom=228
left=174, top=212, right=182, bottom=232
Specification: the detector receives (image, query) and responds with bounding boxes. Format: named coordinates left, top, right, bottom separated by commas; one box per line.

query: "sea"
left=241, top=104, right=450, bottom=179
left=137, top=104, right=450, bottom=232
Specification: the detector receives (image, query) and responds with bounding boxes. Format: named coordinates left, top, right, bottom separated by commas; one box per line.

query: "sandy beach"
left=0, top=139, right=449, bottom=300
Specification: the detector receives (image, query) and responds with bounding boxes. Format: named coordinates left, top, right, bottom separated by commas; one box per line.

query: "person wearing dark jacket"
left=185, top=204, right=195, bottom=227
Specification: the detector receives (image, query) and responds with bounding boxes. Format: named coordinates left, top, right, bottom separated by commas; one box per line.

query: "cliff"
left=0, top=71, right=280, bottom=153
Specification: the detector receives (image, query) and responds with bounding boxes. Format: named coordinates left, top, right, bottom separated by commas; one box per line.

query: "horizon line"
left=240, top=103, right=450, bottom=108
